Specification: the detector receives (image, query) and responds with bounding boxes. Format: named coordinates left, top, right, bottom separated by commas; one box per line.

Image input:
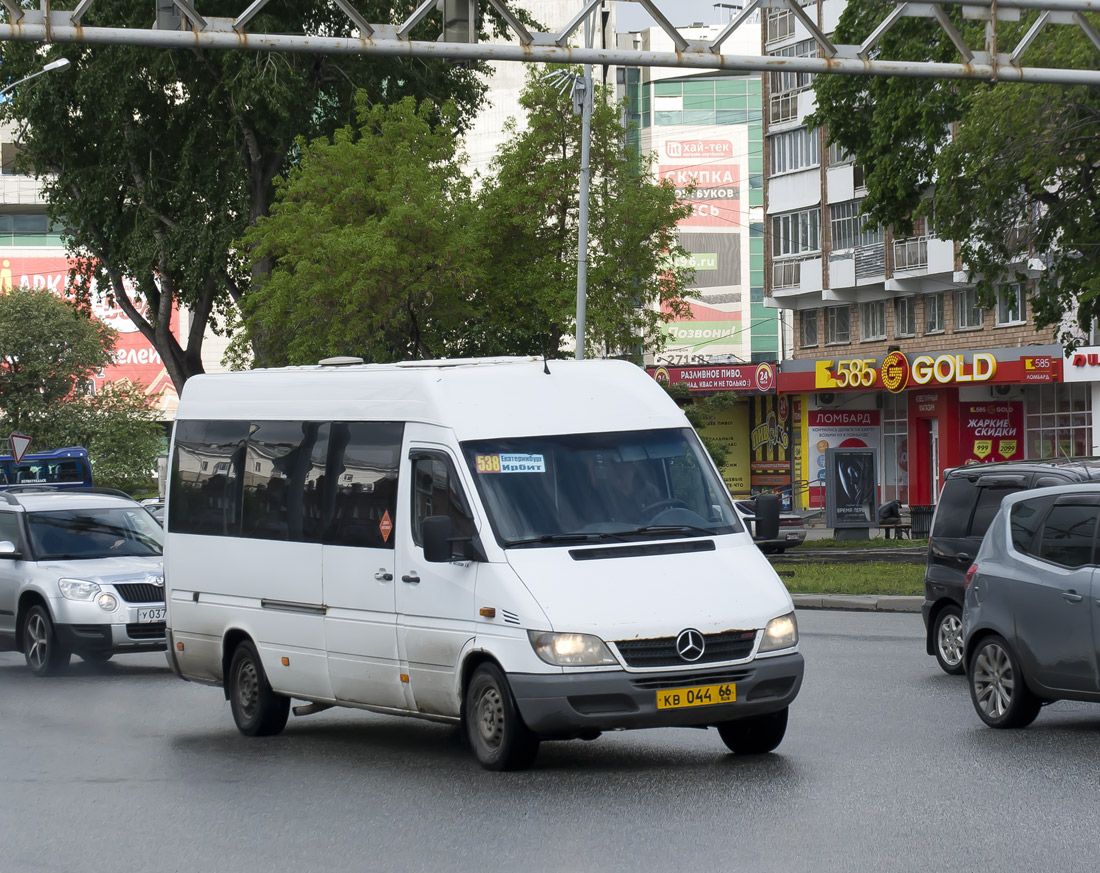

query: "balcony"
left=894, top=236, right=928, bottom=271
left=773, top=258, right=802, bottom=289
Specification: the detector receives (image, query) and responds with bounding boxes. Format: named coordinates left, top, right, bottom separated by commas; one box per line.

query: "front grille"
left=114, top=583, right=165, bottom=603
left=614, top=630, right=757, bottom=668
left=126, top=621, right=166, bottom=640
left=630, top=669, right=752, bottom=690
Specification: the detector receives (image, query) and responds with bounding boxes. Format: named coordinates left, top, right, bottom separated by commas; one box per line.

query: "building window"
left=955, top=288, right=983, bottom=330
left=881, top=390, right=909, bottom=504
left=925, top=293, right=945, bottom=334
left=825, top=306, right=850, bottom=344
left=769, top=40, right=816, bottom=123
left=996, top=283, right=1026, bottom=325
left=771, top=208, right=820, bottom=258
left=769, top=128, right=819, bottom=176
left=1026, top=382, right=1092, bottom=459
left=860, top=300, right=886, bottom=341
left=800, top=309, right=819, bottom=347
left=766, top=8, right=794, bottom=43
left=830, top=200, right=884, bottom=251
left=894, top=297, right=915, bottom=337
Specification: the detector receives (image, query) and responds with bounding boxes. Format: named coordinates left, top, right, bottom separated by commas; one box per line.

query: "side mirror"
left=0, top=540, right=19, bottom=558
left=422, top=514, right=486, bottom=564
left=422, top=515, right=454, bottom=563
left=753, top=494, right=780, bottom=543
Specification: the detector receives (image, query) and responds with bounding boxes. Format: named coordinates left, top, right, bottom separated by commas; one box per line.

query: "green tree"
left=476, top=67, right=694, bottom=358
left=0, top=287, right=114, bottom=428
left=239, top=73, right=695, bottom=363
left=0, top=0, right=498, bottom=389
left=806, top=6, right=1100, bottom=340
left=0, top=287, right=162, bottom=493
left=237, top=96, right=482, bottom=365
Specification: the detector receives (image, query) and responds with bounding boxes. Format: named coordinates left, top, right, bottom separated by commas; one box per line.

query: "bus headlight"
left=528, top=631, right=618, bottom=666
left=759, top=613, right=798, bottom=652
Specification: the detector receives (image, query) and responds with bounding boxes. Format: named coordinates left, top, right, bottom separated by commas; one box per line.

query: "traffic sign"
left=8, top=433, right=31, bottom=463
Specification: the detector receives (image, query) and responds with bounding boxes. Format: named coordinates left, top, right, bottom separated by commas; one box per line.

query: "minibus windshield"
left=463, top=428, right=744, bottom=547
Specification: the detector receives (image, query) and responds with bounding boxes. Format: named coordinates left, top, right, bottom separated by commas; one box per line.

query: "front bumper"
left=510, top=652, right=804, bottom=737
left=54, top=621, right=166, bottom=654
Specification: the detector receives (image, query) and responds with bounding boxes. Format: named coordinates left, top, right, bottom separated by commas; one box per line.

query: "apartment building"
left=760, top=1, right=1095, bottom=510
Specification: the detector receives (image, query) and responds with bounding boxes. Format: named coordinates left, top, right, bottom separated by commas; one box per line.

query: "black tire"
left=22, top=604, right=70, bottom=676
left=968, top=634, right=1042, bottom=729
left=464, top=663, right=540, bottom=771
left=933, top=604, right=965, bottom=675
left=227, top=640, right=290, bottom=737
left=717, top=707, right=789, bottom=755
left=79, top=651, right=113, bottom=665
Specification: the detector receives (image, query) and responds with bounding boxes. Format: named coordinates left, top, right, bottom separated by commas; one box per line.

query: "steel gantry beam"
left=0, top=0, right=1099, bottom=85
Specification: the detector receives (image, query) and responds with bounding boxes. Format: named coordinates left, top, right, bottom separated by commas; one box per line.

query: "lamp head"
left=43, top=58, right=71, bottom=73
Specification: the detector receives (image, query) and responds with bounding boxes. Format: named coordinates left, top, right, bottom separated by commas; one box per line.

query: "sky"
left=615, top=0, right=746, bottom=32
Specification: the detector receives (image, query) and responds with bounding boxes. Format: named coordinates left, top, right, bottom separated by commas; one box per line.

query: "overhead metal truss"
left=1, top=0, right=1100, bottom=85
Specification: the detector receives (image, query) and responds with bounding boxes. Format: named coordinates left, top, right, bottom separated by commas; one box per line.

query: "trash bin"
left=910, top=505, right=935, bottom=539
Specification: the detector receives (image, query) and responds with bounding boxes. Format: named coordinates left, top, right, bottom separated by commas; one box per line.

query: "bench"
left=879, top=522, right=912, bottom=540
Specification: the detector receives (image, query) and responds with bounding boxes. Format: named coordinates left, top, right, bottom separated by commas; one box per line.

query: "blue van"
left=0, top=447, right=93, bottom=490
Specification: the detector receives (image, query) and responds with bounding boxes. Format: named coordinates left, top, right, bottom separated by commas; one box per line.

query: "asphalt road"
left=2, top=611, right=1099, bottom=873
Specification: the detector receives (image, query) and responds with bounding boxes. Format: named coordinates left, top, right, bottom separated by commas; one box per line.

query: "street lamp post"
left=542, top=12, right=596, bottom=361
left=0, top=58, right=71, bottom=100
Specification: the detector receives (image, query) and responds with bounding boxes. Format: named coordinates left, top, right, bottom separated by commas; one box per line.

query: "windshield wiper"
left=507, top=532, right=628, bottom=547
left=627, top=524, right=718, bottom=537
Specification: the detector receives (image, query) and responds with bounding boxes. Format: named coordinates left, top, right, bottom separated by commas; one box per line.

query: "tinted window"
left=411, top=455, right=476, bottom=555
left=169, top=420, right=248, bottom=536
left=1010, top=496, right=1056, bottom=554
left=970, top=485, right=1024, bottom=538
left=1038, top=504, right=1099, bottom=568
left=931, top=478, right=978, bottom=538
left=170, top=419, right=402, bottom=548
left=326, top=422, right=402, bottom=548
left=242, top=421, right=324, bottom=542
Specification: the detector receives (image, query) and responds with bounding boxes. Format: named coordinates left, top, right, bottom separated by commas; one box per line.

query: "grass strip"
left=795, top=538, right=928, bottom=550
left=775, top=561, right=924, bottom=596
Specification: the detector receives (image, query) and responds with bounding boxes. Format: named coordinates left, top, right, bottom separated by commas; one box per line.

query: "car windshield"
left=27, top=507, right=165, bottom=559
left=463, top=428, right=743, bottom=547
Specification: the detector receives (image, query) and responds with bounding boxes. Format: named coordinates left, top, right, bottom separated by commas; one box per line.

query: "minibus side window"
left=411, top=454, right=476, bottom=557
left=325, top=422, right=403, bottom=549
left=169, top=420, right=248, bottom=536
left=242, top=421, right=323, bottom=542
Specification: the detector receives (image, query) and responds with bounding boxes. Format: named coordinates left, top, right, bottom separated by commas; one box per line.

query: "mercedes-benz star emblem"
left=675, top=628, right=705, bottom=662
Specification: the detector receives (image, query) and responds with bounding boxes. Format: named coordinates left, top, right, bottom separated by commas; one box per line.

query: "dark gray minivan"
left=964, top=484, right=1100, bottom=727
left=923, top=459, right=1100, bottom=674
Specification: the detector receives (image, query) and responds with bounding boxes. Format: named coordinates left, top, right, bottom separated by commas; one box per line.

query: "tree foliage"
left=241, top=67, right=695, bottom=363
left=477, top=67, right=694, bottom=358
left=806, top=6, right=1100, bottom=342
left=237, top=96, right=482, bottom=365
left=0, top=287, right=163, bottom=493
left=0, top=0, right=495, bottom=389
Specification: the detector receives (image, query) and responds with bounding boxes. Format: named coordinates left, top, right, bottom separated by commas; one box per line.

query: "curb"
left=792, top=594, right=923, bottom=613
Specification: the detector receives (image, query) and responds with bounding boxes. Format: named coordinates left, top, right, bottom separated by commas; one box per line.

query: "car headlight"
left=97, top=593, right=118, bottom=612
left=528, top=631, right=618, bottom=666
left=759, top=612, right=798, bottom=652
left=58, top=578, right=101, bottom=601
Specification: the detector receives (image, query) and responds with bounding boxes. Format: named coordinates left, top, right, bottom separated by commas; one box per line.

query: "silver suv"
left=0, top=488, right=166, bottom=675
left=964, top=483, right=1100, bottom=727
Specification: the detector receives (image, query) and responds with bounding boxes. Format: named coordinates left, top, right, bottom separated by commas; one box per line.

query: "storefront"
left=778, top=345, right=1073, bottom=508
left=648, top=363, right=794, bottom=507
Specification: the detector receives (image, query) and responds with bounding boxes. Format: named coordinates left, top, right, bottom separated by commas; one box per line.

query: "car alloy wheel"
left=934, top=606, right=965, bottom=674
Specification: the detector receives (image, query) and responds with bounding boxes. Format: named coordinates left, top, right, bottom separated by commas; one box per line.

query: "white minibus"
left=164, top=357, right=803, bottom=769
